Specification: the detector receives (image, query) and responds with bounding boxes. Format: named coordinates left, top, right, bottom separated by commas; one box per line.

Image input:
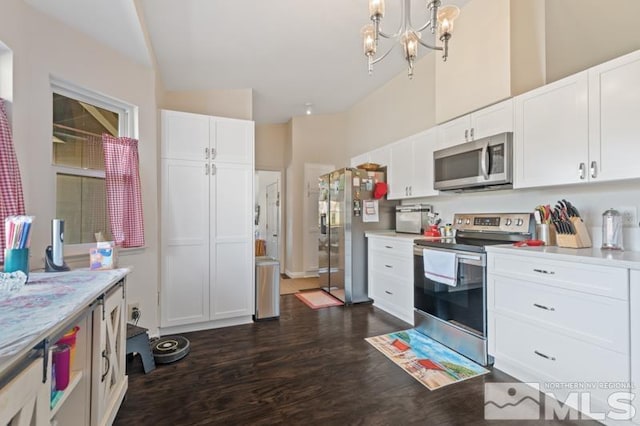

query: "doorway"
left=255, top=170, right=282, bottom=266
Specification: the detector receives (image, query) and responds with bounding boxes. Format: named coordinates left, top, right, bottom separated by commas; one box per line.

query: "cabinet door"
left=350, top=152, right=369, bottom=168
left=437, top=115, right=471, bottom=149
left=211, top=117, right=254, bottom=164
left=0, top=358, right=49, bottom=426
left=470, top=98, right=513, bottom=140
left=368, top=145, right=390, bottom=167
left=388, top=138, right=414, bottom=199
left=411, top=129, right=439, bottom=198
left=161, top=110, right=210, bottom=161
left=92, top=282, right=127, bottom=426
left=210, top=163, right=254, bottom=320
left=160, top=159, right=210, bottom=327
left=589, top=50, right=640, bottom=182
left=514, top=72, right=589, bottom=188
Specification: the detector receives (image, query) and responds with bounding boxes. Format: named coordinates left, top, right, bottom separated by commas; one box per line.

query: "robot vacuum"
left=151, top=335, right=191, bottom=364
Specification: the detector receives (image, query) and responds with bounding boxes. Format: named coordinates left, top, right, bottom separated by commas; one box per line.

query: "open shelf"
left=50, top=370, right=83, bottom=419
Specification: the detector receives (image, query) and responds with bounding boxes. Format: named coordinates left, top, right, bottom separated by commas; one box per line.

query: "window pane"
left=52, top=93, right=119, bottom=170
left=56, top=174, right=112, bottom=244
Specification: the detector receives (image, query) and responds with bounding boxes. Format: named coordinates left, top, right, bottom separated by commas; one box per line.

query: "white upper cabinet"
left=389, top=128, right=439, bottom=199
left=515, top=49, right=640, bottom=189
left=349, top=145, right=390, bottom=168
left=514, top=72, right=589, bottom=188
left=435, top=0, right=545, bottom=123
left=588, top=49, right=640, bottom=182
left=211, top=117, right=254, bottom=164
left=161, top=110, right=210, bottom=161
left=437, top=99, right=514, bottom=149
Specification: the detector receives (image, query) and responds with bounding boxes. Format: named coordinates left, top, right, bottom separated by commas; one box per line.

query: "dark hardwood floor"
left=115, top=295, right=597, bottom=426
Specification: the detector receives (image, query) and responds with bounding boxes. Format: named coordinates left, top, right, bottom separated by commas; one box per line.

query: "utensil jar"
left=602, top=208, right=623, bottom=250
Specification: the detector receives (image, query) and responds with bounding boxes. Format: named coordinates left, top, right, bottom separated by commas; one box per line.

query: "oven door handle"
left=414, top=246, right=485, bottom=266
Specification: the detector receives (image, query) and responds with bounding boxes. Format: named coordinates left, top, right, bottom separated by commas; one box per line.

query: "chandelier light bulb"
left=369, top=0, right=385, bottom=19
left=362, top=24, right=377, bottom=57
left=304, top=103, right=313, bottom=115
left=437, top=5, right=460, bottom=36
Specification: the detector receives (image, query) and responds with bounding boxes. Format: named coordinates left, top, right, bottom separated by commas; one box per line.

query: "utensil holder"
left=536, top=224, right=556, bottom=246
left=555, top=217, right=592, bottom=248
left=4, top=248, right=29, bottom=280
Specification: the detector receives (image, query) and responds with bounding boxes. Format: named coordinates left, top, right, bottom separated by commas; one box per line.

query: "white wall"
left=0, top=0, right=160, bottom=334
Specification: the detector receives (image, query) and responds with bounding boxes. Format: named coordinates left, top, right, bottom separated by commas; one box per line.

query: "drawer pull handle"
left=534, top=350, right=556, bottom=361
left=384, top=245, right=393, bottom=249
left=533, top=303, right=555, bottom=312
left=385, top=290, right=393, bottom=295
left=384, top=264, right=393, bottom=268
left=533, top=268, right=555, bottom=275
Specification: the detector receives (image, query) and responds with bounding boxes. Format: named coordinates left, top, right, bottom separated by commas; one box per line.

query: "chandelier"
left=362, top=0, right=460, bottom=78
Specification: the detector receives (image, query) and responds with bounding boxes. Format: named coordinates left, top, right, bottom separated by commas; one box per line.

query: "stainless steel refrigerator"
left=318, top=168, right=397, bottom=304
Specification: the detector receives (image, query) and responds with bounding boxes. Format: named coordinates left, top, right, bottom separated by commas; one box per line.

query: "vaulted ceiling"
left=24, top=0, right=468, bottom=124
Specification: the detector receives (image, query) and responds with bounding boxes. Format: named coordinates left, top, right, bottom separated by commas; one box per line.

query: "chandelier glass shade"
left=362, top=0, right=460, bottom=78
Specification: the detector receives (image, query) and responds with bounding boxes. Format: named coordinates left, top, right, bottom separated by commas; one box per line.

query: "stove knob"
left=457, top=218, right=463, bottom=225
left=516, top=218, right=524, bottom=226
left=505, top=218, right=513, bottom=226
left=465, top=219, right=471, bottom=225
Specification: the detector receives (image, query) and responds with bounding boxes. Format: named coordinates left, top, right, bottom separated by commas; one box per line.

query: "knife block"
left=556, top=217, right=592, bottom=248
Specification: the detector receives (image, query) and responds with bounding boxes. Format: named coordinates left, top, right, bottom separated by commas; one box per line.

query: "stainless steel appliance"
left=395, top=204, right=433, bottom=234
left=318, top=168, right=397, bottom=304
left=413, top=212, right=534, bottom=365
left=433, top=132, right=513, bottom=192
left=255, top=256, right=280, bottom=320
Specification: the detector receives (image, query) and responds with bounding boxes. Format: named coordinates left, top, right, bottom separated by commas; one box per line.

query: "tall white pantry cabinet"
left=160, top=109, right=255, bottom=332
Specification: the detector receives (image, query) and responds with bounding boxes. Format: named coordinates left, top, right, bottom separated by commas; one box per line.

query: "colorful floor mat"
left=294, top=290, right=343, bottom=309
left=366, top=329, right=489, bottom=390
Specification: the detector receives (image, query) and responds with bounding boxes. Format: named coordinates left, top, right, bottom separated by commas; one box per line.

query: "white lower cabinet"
left=488, top=251, right=635, bottom=424
left=367, top=236, right=414, bottom=325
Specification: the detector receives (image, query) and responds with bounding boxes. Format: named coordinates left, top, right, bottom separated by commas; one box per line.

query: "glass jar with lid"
left=601, top=208, right=623, bottom=250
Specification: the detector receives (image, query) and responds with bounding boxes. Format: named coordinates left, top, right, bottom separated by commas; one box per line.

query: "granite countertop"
left=485, top=244, right=640, bottom=269
left=0, top=268, right=130, bottom=377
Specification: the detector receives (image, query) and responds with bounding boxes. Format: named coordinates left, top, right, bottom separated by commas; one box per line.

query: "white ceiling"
left=23, top=0, right=468, bottom=124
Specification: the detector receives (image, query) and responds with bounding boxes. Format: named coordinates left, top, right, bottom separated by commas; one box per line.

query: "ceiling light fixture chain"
left=362, top=0, right=460, bottom=79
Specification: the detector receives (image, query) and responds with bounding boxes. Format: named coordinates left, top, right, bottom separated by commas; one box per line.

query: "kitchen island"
left=0, top=268, right=130, bottom=426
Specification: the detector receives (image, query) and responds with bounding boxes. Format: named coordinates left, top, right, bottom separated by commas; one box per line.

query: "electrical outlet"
left=619, top=206, right=637, bottom=228
left=128, top=303, right=140, bottom=321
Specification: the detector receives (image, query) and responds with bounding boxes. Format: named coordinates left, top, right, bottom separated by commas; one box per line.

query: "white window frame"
left=51, top=78, right=136, bottom=255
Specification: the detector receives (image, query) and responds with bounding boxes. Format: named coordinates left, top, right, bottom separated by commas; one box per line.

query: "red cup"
left=52, top=344, right=71, bottom=391
left=56, top=326, right=79, bottom=369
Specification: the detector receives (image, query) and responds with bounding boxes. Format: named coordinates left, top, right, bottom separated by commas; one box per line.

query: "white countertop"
left=365, top=230, right=425, bottom=242
left=486, top=244, right=640, bottom=269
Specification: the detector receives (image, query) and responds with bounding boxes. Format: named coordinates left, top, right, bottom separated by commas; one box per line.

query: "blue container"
left=4, top=248, right=30, bottom=281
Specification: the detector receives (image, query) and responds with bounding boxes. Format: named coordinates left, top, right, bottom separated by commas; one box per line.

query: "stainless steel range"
left=413, top=212, right=534, bottom=366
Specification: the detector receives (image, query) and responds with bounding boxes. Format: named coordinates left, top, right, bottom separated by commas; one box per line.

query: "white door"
left=266, top=182, right=279, bottom=260
left=589, top=50, right=640, bottom=182
left=161, top=159, right=210, bottom=327
left=470, top=98, right=514, bottom=140
left=211, top=117, right=254, bottom=164
left=303, top=163, right=334, bottom=275
left=437, top=114, right=471, bottom=149
left=411, top=128, right=439, bottom=198
left=161, top=110, right=209, bottom=160
left=388, top=137, right=414, bottom=199
left=211, top=163, right=254, bottom=320
left=514, top=72, right=589, bottom=188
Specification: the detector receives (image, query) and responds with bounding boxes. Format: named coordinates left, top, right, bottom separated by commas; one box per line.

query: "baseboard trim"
left=159, top=316, right=253, bottom=335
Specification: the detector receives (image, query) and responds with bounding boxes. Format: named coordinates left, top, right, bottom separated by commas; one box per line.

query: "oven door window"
left=414, top=252, right=486, bottom=337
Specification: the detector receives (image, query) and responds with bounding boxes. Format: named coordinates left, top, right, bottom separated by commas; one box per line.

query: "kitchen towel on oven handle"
left=423, top=249, right=458, bottom=287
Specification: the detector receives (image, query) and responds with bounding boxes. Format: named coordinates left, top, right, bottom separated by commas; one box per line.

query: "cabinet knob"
left=211, top=164, right=216, bottom=175
left=470, top=127, right=474, bottom=140
left=464, top=129, right=468, bottom=141
left=211, top=148, right=217, bottom=160
left=205, top=164, right=209, bottom=175
left=578, top=163, right=586, bottom=180
left=205, top=147, right=209, bottom=159
left=590, top=161, right=598, bottom=179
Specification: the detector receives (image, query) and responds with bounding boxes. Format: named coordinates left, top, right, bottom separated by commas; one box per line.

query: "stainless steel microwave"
left=433, top=132, right=513, bottom=192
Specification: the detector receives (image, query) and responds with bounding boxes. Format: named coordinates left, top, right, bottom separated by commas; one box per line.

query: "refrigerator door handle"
left=320, top=213, right=327, bottom=235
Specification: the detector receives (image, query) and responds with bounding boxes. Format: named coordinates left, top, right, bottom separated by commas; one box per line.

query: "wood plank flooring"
left=115, top=296, right=596, bottom=425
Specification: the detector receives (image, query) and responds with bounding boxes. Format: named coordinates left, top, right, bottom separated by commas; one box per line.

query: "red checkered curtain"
left=0, top=98, right=25, bottom=263
left=102, top=134, right=145, bottom=248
